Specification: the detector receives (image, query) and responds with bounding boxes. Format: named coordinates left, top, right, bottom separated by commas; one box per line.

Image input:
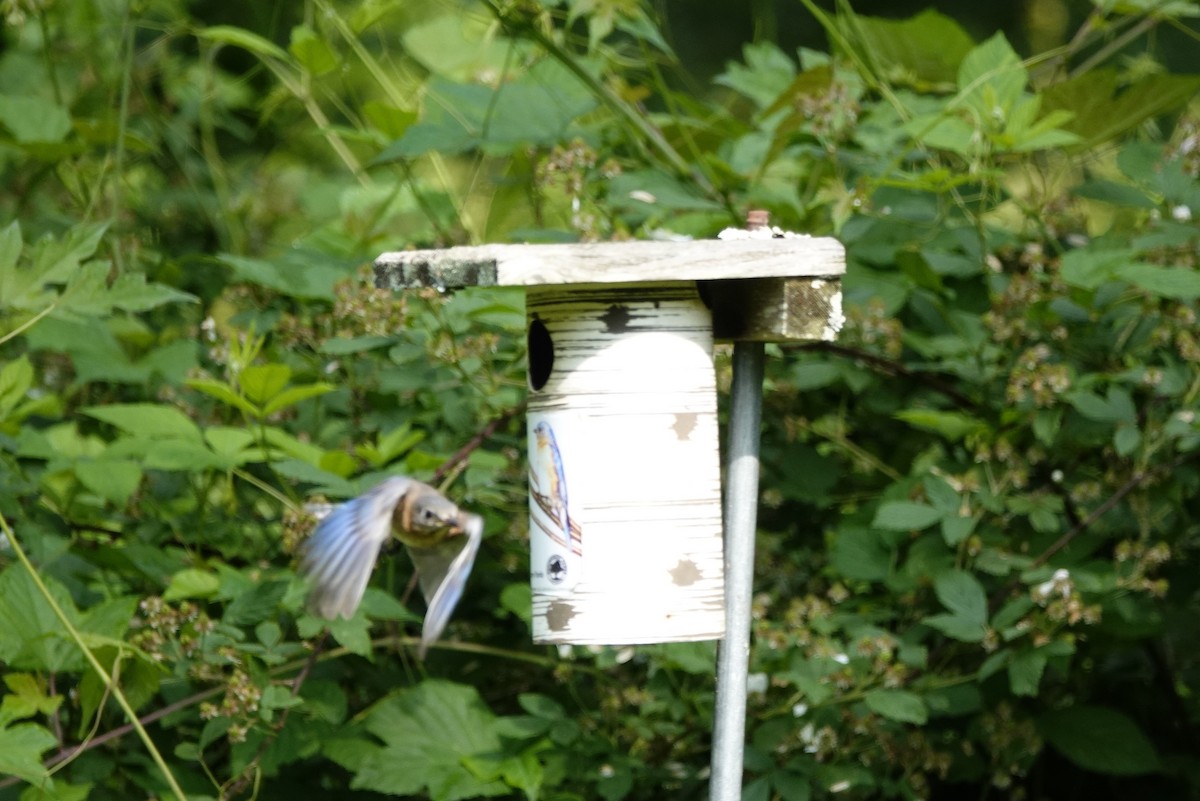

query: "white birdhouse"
left=376, top=233, right=845, bottom=645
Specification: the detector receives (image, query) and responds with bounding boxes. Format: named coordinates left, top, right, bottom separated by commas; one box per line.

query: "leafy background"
left=1, top=0, right=1199, bottom=799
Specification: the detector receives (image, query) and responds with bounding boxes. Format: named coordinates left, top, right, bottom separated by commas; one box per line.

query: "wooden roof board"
left=374, top=237, right=845, bottom=290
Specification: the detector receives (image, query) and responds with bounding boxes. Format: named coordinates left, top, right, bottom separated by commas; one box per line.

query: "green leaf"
left=319, top=335, right=394, bottom=355
left=261, top=684, right=303, bottom=711
left=714, top=41, right=796, bottom=108
left=204, top=426, right=260, bottom=466
left=0, top=566, right=83, bottom=671
left=1059, top=248, right=1133, bottom=289
left=518, top=693, right=566, bottom=720
left=187, top=378, right=261, bottom=417
left=1115, top=263, right=1200, bottom=300
left=223, top=579, right=288, bottom=626
left=1, top=222, right=107, bottom=311
left=106, top=272, right=197, bottom=311
left=239, top=364, right=292, bottom=406
left=289, top=25, right=338, bottom=75
left=21, top=780, right=94, bottom=801
left=323, top=612, right=374, bottom=657
left=74, top=458, right=143, bottom=505
left=1, top=673, right=62, bottom=725
left=1008, top=649, right=1046, bottom=697
left=872, top=501, right=943, bottom=530
left=832, top=526, right=892, bottom=581
left=1114, top=423, right=1141, bottom=456
left=353, top=680, right=509, bottom=799
left=481, top=58, right=598, bottom=152
left=940, top=516, right=976, bottom=546
left=608, top=169, right=724, bottom=213
left=270, top=459, right=356, bottom=496
left=1073, top=179, right=1157, bottom=208
left=0, top=722, right=56, bottom=784
left=924, top=683, right=982, bottom=718
left=83, top=404, right=203, bottom=442
left=934, top=570, right=988, bottom=624
left=791, top=362, right=842, bottom=390
left=77, top=644, right=160, bottom=731
left=218, top=252, right=349, bottom=301
left=956, top=32, right=1025, bottom=118
left=0, top=220, right=21, bottom=278
left=362, top=101, right=417, bottom=139
left=1043, top=70, right=1200, bottom=148
left=374, top=82, right=487, bottom=160
left=1067, top=390, right=1118, bottom=422
left=399, top=13, right=513, bottom=82
left=923, top=612, right=987, bottom=643
left=162, top=568, right=220, bottom=601
left=864, top=689, right=928, bottom=724
left=0, top=95, right=72, bottom=144
left=0, top=355, right=34, bottom=418
left=377, top=60, right=596, bottom=162
left=773, top=771, right=812, bottom=801
left=894, top=409, right=985, bottom=441
left=840, top=10, right=972, bottom=90
left=1040, top=705, right=1161, bottom=775
left=262, top=382, right=335, bottom=416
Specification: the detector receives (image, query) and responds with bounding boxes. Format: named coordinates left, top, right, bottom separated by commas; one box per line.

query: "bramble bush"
left=1, top=1, right=1199, bottom=799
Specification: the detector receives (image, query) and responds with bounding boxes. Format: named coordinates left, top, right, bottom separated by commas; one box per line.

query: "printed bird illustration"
left=300, top=476, right=482, bottom=658
left=532, top=421, right=578, bottom=555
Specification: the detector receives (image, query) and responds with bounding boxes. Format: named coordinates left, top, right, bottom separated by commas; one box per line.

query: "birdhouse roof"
left=374, top=237, right=845, bottom=291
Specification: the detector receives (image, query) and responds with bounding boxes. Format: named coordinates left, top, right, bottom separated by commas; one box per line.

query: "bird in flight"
left=301, top=476, right=483, bottom=658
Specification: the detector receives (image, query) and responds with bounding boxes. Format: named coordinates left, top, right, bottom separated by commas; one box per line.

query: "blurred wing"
left=301, top=477, right=413, bottom=619
left=408, top=513, right=483, bottom=658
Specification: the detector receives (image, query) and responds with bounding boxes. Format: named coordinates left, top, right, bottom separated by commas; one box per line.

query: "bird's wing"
left=301, top=476, right=413, bottom=619
left=407, top=512, right=483, bottom=658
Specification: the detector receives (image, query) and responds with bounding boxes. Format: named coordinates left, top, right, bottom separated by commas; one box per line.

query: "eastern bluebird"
left=532, top=421, right=576, bottom=554
left=301, top=476, right=482, bottom=658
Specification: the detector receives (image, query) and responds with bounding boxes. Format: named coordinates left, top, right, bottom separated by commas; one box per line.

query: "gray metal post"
left=710, top=341, right=766, bottom=801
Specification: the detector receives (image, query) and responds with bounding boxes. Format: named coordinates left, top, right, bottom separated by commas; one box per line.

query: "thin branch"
left=0, top=300, right=59, bottom=346
left=791, top=341, right=980, bottom=411
left=989, top=453, right=1195, bottom=608
left=1028, top=469, right=1148, bottom=570
left=432, top=402, right=525, bottom=483
left=11, top=686, right=224, bottom=784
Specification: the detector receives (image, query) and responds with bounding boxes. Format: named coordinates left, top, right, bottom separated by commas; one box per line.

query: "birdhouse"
left=375, top=231, right=845, bottom=645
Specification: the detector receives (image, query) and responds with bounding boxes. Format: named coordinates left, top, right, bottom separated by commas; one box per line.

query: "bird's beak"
left=444, top=512, right=468, bottom=536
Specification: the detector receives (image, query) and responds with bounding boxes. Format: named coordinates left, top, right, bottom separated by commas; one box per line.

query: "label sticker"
left=528, top=411, right=583, bottom=590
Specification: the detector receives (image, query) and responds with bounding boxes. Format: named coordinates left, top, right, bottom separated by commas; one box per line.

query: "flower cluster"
left=199, top=669, right=263, bottom=743
left=1005, top=344, right=1071, bottom=407
left=130, top=596, right=215, bottom=664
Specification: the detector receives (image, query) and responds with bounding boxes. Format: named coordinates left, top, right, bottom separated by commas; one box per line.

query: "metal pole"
left=710, top=341, right=765, bottom=801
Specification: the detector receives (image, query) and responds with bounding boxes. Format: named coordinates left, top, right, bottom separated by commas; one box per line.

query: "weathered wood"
left=704, top=276, right=844, bottom=342
left=375, top=237, right=845, bottom=290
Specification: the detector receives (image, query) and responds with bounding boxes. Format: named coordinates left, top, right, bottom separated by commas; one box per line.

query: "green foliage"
left=1, top=0, right=1199, bottom=799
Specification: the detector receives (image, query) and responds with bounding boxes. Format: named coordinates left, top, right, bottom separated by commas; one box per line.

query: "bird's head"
left=394, top=487, right=465, bottom=546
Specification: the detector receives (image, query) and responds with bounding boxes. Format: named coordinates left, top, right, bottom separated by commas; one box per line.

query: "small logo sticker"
left=547, top=554, right=568, bottom=584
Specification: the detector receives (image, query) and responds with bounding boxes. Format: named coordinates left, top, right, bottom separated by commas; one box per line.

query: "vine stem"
left=0, top=510, right=189, bottom=801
